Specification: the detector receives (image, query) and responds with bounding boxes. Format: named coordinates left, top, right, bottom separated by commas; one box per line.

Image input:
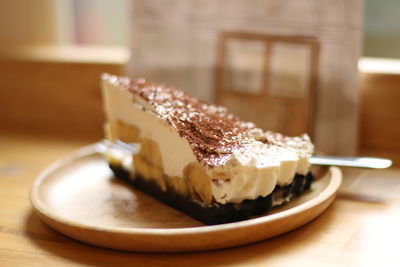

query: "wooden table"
left=1, top=133, right=399, bottom=267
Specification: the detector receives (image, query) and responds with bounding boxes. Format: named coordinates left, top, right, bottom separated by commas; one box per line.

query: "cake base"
left=109, top=164, right=314, bottom=225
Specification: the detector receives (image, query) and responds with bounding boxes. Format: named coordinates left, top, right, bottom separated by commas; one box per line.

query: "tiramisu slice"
left=101, top=74, right=314, bottom=225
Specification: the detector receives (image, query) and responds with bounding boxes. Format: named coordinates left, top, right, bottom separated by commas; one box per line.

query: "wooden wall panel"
left=359, top=72, right=400, bottom=166
left=0, top=59, right=124, bottom=140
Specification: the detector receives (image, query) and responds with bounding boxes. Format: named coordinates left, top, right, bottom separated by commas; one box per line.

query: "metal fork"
left=98, top=140, right=392, bottom=169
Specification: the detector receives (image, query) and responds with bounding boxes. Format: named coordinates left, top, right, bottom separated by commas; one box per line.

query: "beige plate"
left=30, top=144, right=342, bottom=253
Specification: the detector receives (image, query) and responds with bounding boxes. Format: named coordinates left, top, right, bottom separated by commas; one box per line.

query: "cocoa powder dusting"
left=116, top=78, right=256, bottom=166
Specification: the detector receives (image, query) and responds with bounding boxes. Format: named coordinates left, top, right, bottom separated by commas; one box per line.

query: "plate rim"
left=30, top=144, right=342, bottom=237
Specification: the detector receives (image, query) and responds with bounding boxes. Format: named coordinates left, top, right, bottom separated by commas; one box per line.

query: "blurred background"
left=0, top=0, right=130, bottom=48
left=0, top=0, right=399, bottom=165
left=2, top=0, right=399, bottom=56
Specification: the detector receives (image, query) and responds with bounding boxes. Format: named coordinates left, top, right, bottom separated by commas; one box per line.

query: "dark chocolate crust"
left=109, top=164, right=314, bottom=225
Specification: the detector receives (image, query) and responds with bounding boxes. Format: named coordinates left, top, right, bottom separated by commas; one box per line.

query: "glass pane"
left=224, top=39, right=266, bottom=95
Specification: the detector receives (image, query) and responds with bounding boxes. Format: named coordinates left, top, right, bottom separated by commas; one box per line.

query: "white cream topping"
left=102, top=75, right=197, bottom=178
left=101, top=74, right=313, bottom=204
left=207, top=143, right=299, bottom=203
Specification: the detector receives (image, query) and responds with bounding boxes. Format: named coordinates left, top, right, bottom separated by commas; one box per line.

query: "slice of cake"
left=101, top=74, right=314, bottom=225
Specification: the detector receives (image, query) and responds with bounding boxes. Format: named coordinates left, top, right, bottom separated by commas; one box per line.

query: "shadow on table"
left=24, top=203, right=340, bottom=267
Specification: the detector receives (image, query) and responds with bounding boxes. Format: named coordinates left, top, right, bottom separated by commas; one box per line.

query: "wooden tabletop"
left=1, top=133, right=399, bottom=267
